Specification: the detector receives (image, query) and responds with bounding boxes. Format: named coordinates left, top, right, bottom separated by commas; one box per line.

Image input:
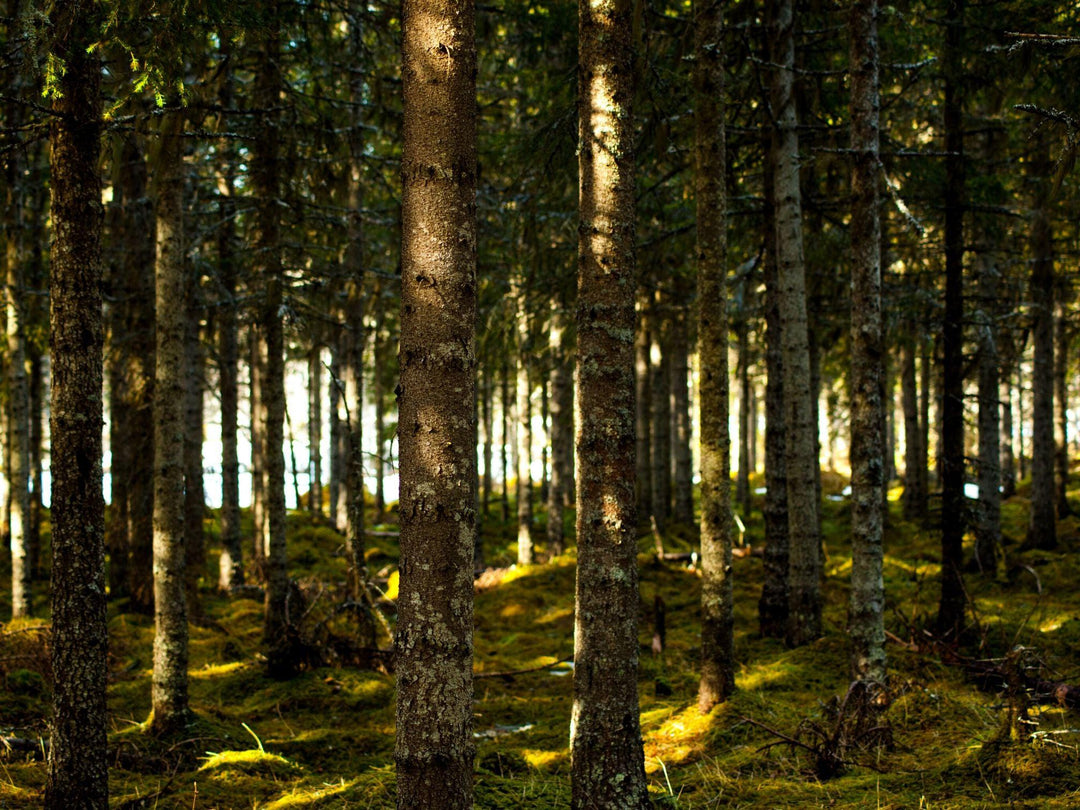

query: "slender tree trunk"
left=571, top=0, right=649, bottom=800
left=6, top=73, right=31, bottom=618
left=516, top=312, right=533, bottom=565
left=329, top=339, right=342, bottom=528
left=936, top=0, right=967, bottom=639
left=771, top=0, right=821, bottom=647
left=1018, top=357, right=1028, bottom=481
left=309, top=347, right=323, bottom=515
left=217, top=49, right=243, bottom=589
left=151, top=112, right=190, bottom=734
left=1001, top=336, right=1017, bottom=498
left=183, top=260, right=205, bottom=621
left=919, top=336, right=932, bottom=514
left=44, top=18, right=108, bottom=806
left=975, top=255, right=1003, bottom=577
left=28, top=348, right=43, bottom=579
left=696, top=0, right=735, bottom=711
left=901, top=333, right=924, bottom=521
left=481, top=366, right=493, bottom=521
left=759, top=71, right=789, bottom=638
left=650, top=303, right=672, bottom=531
left=547, top=304, right=572, bottom=556
left=737, top=321, right=752, bottom=519
left=635, top=294, right=653, bottom=520
left=748, top=379, right=758, bottom=475
left=540, top=375, right=550, bottom=504
left=249, top=325, right=267, bottom=573
left=395, top=0, right=478, bottom=798
left=373, top=293, right=387, bottom=523
left=671, top=294, right=694, bottom=526
left=848, top=0, right=885, bottom=684
left=1027, top=139, right=1057, bottom=550
left=500, top=357, right=510, bottom=526
left=1055, top=296, right=1070, bottom=518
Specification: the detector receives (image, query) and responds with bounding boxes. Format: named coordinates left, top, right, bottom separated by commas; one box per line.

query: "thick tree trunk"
left=252, top=26, right=291, bottom=675
left=547, top=305, right=572, bottom=557
left=151, top=112, right=191, bottom=734
left=671, top=294, right=694, bottom=526
left=1027, top=140, right=1057, bottom=551
left=571, top=0, right=649, bottom=800
left=395, top=0, right=478, bottom=799
left=937, top=0, right=967, bottom=638
left=771, top=0, right=821, bottom=647
left=696, top=0, right=735, bottom=711
left=848, top=0, right=885, bottom=683
left=44, top=23, right=108, bottom=805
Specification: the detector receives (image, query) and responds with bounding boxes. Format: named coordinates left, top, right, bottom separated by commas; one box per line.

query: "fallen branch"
left=475, top=655, right=573, bottom=680
left=1, top=736, right=48, bottom=760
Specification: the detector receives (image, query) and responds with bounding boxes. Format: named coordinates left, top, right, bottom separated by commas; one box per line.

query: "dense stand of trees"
left=1, top=0, right=1079, bottom=805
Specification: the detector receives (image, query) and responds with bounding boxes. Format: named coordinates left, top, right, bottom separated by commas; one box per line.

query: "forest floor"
left=4, top=475, right=1080, bottom=808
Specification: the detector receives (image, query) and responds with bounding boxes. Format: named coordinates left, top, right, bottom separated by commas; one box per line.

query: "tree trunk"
left=150, top=111, right=191, bottom=734
left=771, top=0, right=821, bottom=647
left=1000, top=336, right=1017, bottom=499
left=1027, top=138, right=1057, bottom=551
left=901, top=333, right=925, bottom=521
left=308, top=347, right=323, bottom=515
left=848, top=0, right=885, bottom=684
left=373, top=291, right=387, bottom=523
left=759, top=72, right=789, bottom=639
left=635, top=293, right=653, bottom=521
left=671, top=293, right=694, bottom=526
left=249, top=324, right=267, bottom=573
left=547, top=304, right=572, bottom=557
left=937, top=0, right=967, bottom=639
left=481, top=366, right=493, bottom=521
left=974, top=257, right=1003, bottom=577
left=217, top=46, right=243, bottom=589
left=183, top=258, right=205, bottom=620
left=696, top=0, right=735, bottom=711
left=44, top=18, right=108, bottom=806
left=571, top=0, right=649, bottom=800
left=736, top=320, right=752, bottom=519
left=395, top=0, right=478, bottom=799
left=515, top=317, right=533, bottom=565
left=252, top=26, right=291, bottom=675
left=650, top=301, right=672, bottom=532
left=500, top=357, right=510, bottom=527
left=1055, top=295, right=1070, bottom=518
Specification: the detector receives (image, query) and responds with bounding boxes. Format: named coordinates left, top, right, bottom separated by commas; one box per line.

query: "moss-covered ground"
left=4, top=475, right=1080, bottom=808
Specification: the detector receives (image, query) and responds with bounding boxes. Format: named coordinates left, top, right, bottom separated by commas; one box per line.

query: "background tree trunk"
left=671, top=290, right=694, bottom=526
left=547, top=304, right=572, bottom=557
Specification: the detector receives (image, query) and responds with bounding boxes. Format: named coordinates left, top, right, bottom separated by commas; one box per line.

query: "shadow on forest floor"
left=5, top=475, right=1080, bottom=807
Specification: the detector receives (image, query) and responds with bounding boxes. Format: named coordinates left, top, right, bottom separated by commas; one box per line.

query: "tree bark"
left=848, top=0, right=885, bottom=684
left=308, top=347, right=323, bottom=515
left=771, top=0, right=821, bottom=647
left=1000, top=333, right=1017, bottom=499
left=183, top=252, right=205, bottom=620
left=571, top=0, right=649, bottom=800
left=696, top=0, right=735, bottom=712
left=736, top=319, right=752, bottom=519
left=671, top=290, right=694, bottom=526
left=650, top=299, right=672, bottom=532
left=515, top=306, right=534, bottom=565
left=937, top=0, right=967, bottom=638
left=1055, top=295, right=1070, bottom=518
left=249, top=324, right=267, bottom=573
left=634, top=293, right=653, bottom=521
left=150, top=111, right=191, bottom=734
left=395, top=0, right=478, bottom=801
left=44, top=18, right=108, bottom=805
left=901, top=331, right=924, bottom=521
left=547, top=304, right=572, bottom=557
left=974, top=257, right=1003, bottom=576
left=1027, top=138, right=1057, bottom=551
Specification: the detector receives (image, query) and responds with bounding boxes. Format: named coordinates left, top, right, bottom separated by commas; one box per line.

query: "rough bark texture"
left=151, top=112, right=191, bottom=734
left=759, top=77, right=789, bottom=639
left=771, top=0, right=821, bottom=647
left=571, top=0, right=649, bottom=802
left=695, top=0, right=734, bottom=712
left=937, top=0, right=967, bottom=639
left=395, top=0, right=478, bottom=802
left=847, top=0, right=886, bottom=684
left=1027, top=140, right=1057, bottom=551
left=252, top=25, right=290, bottom=674
left=217, top=47, right=243, bottom=589
left=44, top=16, right=108, bottom=806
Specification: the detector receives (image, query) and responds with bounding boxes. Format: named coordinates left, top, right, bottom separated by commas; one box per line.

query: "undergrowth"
left=3, top=475, right=1080, bottom=807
